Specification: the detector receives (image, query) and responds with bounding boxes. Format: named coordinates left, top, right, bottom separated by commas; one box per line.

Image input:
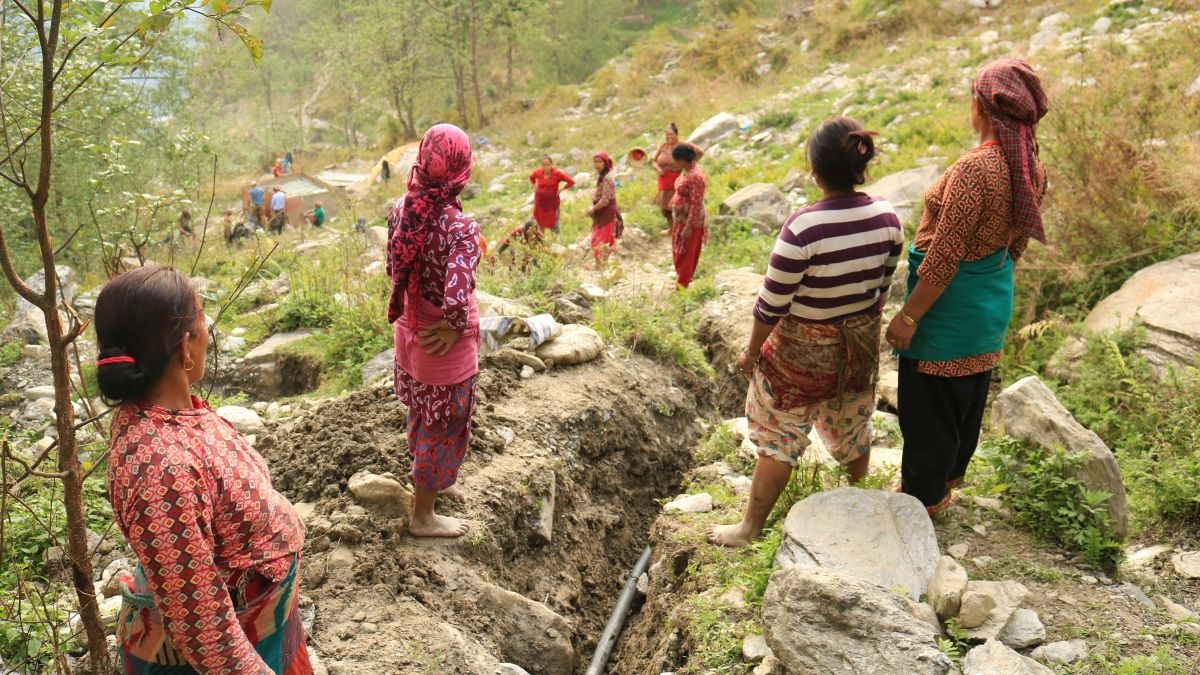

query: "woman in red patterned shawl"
left=529, top=155, right=575, bottom=233
left=387, top=123, right=482, bottom=538
left=588, top=151, right=621, bottom=263
left=97, top=266, right=311, bottom=674
left=669, top=143, right=708, bottom=288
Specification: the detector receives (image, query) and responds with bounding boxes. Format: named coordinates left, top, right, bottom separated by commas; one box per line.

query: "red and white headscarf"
left=973, top=58, right=1049, bottom=243
left=387, top=124, right=473, bottom=324
left=593, top=151, right=614, bottom=181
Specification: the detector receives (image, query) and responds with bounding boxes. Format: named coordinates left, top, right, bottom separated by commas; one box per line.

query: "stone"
left=326, top=545, right=356, bottom=573
left=221, top=336, right=248, bottom=354
left=360, top=348, right=395, bottom=385
left=529, top=473, right=556, bottom=545
left=489, top=347, right=547, bottom=373
left=216, top=406, right=265, bottom=435
left=1, top=265, right=79, bottom=345
left=1171, top=551, right=1200, bottom=578
left=294, top=237, right=339, bottom=256
left=979, top=29, right=1000, bottom=44
left=865, top=165, right=942, bottom=223
left=948, top=543, right=970, bottom=559
left=958, top=591, right=998, bottom=629
left=963, top=639, right=1054, bottom=675
left=1031, top=639, right=1088, bottom=665
left=1083, top=252, right=1200, bottom=371
left=23, top=385, right=56, bottom=401
left=579, top=283, right=607, bottom=301
left=687, top=112, right=740, bottom=146
left=1187, top=75, right=1200, bottom=98
left=961, top=580, right=1029, bottom=640
left=1118, top=582, right=1156, bottom=609
left=1154, top=595, right=1196, bottom=622
left=1091, top=16, right=1113, bottom=34
left=908, top=600, right=944, bottom=637
left=474, top=582, right=576, bottom=675
left=742, top=633, right=772, bottom=663
left=878, top=368, right=899, bottom=410
left=1125, top=544, right=1171, bottom=569
left=719, top=183, right=790, bottom=229
left=775, top=488, right=939, bottom=600
left=991, top=376, right=1129, bottom=539
left=222, top=331, right=321, bottom=400
left=754, top=655, right=785, bottom=675
left=347, top=470, right=412, bottom=516
left=998, top=608, right=1046, bottom=649
left=664, top=493, right=713, bottom=514
left=763, top=567, right=952, bottom=674
left=535, top=324, right=604, bottom=367
left=99, top=594, right=124, bottom=629
left=365, top=226, right=388, bottom=248
left=494, top=666, right=531, bottom=675
left=698, top=269, right=764, bottom=413
left=929, top=555, right=969, bottom=620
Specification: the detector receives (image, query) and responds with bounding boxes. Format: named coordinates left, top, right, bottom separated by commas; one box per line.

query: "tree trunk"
left=453, top=63, right=469, bottom=127
left=506, top=31, right=514, bottom=95
left=468, top=0, right=487, bottom=126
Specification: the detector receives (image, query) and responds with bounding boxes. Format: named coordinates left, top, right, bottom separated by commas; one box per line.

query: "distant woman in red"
left=529, top=155, right=575, bottom=233
left=670, top=143, right=707, bottom=288
left=652, top=123, right=703, bottom=236
left=587, top=151, right=621, bottom=264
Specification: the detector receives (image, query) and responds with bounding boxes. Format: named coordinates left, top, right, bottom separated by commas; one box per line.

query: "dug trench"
left=256, top=348, right=714, bottom=673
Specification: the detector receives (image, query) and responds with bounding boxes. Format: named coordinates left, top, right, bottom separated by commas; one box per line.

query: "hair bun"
left=845, top=130, right=877, bottom=163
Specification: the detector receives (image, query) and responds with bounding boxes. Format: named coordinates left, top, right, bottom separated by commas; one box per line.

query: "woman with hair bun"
left=96, top=265, right=311, bottom=673
left=652, top=123, right=703, bottom=236
left=708, top=116, right=904, bottom=548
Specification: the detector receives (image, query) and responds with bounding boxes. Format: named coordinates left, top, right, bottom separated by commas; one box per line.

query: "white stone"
left=1125, top=544, right=1171, bottom=569
left=664, top=493, right=713, bottom=514
left=742, top=633, right=772, bottom=663
left=958, top=591, right=998, bottom=629
left=719, top=183, right=791, bottom=228
left=216, top=405, right=265, bottom=435
left=23, top=385, right=56, bottom=401
left=347, top=470, right=412, bottom=515
left=774, top=488, right=939, bottom=600
left=1, top=265, right=79, bottom=345
left=535, top=324, right=604, bottom=367
left=929, top=555, right=969, bottom=620
left=979, top=30, right=1000, bottom=44
left=962, top=580, right=1030, bottom=640
left=494, top=665, right=531, bottom=675
left=865, top=165, right=943, bottom=223
left=1039, top=12, right=1071, bottom=30
left=360, top=348, right=395, bottom=385
left=579, top=283, right=607, bottom=301
left=1031, top=639, right=1088, bottom=665
left=948, top=543, right=971, bottom=559
left=1171, top=551, right=1200, bottom=578
left=221, top=336, right=248, bottom=354
left=1154, top=595, right=1196, bottom=621
left=1091, top=16, right=1113, bottom=34
left=687, top=112, right=740, bottom=147
left=991, top=376, right=1129, bottom=539
left=998, top=608, right=1047, bottom=649
left=878, top=369, right=899, bottom=410
left=763, top=567, right=952, bottom=674
left=1187, top=75, right=1200, bottom=98
left=964, top=639, right=1054, bottom=675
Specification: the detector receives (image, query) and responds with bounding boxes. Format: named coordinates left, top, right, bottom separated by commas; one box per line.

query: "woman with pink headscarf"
left=387, top=124, right=481, bottom=538
left=885, top=58, right=1049, bottom=514
left=587, top=151, right=621, bottom=263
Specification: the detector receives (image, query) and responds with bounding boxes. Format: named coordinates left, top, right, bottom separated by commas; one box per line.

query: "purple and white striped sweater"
left=754, top=193, right=904, bottom=325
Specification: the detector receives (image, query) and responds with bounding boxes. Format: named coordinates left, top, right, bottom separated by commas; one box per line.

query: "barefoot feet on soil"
left=439, top=484, right=466, bottom=500
left=409, top=513, right=470, bottom=538
left=706, top=522, right=757, bottom=548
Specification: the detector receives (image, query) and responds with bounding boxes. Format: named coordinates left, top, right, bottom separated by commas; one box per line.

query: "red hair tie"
left=97, top=356, right=136, bottom=367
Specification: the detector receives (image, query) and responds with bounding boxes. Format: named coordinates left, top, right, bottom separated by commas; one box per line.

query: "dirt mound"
left=257, top=353, right=712, bottom=674
left=697, top=267, right=761, bottom=416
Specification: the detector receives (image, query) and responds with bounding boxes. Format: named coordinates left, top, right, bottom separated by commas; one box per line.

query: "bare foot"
left=439, top=484, right=466, bottom=501
left=706, top=522, right=757, bottom=548
left=409, top=513, right=470, bottom=538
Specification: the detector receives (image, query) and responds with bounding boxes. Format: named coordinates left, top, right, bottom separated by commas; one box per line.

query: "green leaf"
left=226, top=21, right=264, bottom=64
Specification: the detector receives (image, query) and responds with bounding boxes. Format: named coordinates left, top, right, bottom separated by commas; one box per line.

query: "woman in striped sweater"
left=708, top=116, right=903, bottom=548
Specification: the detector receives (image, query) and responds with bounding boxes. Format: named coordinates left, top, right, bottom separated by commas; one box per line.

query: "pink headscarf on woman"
left=973, top=58, right=1049, bottom=243
left=387, top=124, right=473, bottom=324
left=593, top=151, right=614, bottom=181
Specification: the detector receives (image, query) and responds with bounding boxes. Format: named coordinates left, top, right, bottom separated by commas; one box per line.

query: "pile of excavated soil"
left=257, top=352, right=712, bottom=674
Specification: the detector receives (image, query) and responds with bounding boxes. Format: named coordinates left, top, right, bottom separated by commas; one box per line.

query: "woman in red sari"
left=669, top=143, right=707, bottom=288
left=588, top=151, right=621, bottom=264
left=529, top=155, right=575, bottom=233
left=652, top=124, right=703, bottom=237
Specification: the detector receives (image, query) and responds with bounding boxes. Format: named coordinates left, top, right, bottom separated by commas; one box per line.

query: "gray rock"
left=347, top=470, right=411, bottom=517
left=719, top=183, right=790, bottom=228
left=219, top=330, right=321, bottom=400
left=753, top=655, right=785, bottom=675
left=23, top=385, right=56, bottom=401
left=664, top=493, right=713, bottom=514
left=687, top=112, right=740, bottom=147
left=1154, top=595, right=1196, bottom=621
left=1031, top=639, right=1087, bottom=665
left=775, top=488, right=939, bottom=600
left=878, top=368, right=899, bottom=410
left=1188, top=75, right=1200, bottom=98
left=929, top=555, right=969, bottom=620
left=475, top=582, right=576, bottom=675
left=908, top=600, right=945, bottom=638
left=536, top=324, right=604, bottom=367
left=494, top=666, right=531, bottom=675
left=958, top=591, right=998, bottom=629
left=948, top=542, right=970, bottom=559
left=742, top=633, right=772, bottom=663
left=1171, top=551, right=1200, bottom=578
left=991, top=376, right=1129, bottom=539
left=763, top=567, right=952, bottom=674
left=964, top=639, right=1054, bottom=675
left=1117, top=582, right=1156, bottom=609
left=529, top=473, right=556, bottom=545
left=360, top=348, right=395, bottom=385
left=1125, top=544, right=1171, bottom=570
left=962, top=580, right=1029, bottom=640
left=216, top=405, right=265, bottom=435
left=1, top=265, right=79, bottom=345
left=365, top=225, right=388, bottom=248
left=997, top=608, right=1046, bottom=649
left=1091, top=16, right=1113, bottom=34
left=865, top=165, right=942, bottom=223
left=488, top=347, right=547, bottom=373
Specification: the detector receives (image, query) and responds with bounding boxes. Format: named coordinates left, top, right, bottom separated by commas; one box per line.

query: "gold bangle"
left=900, top=311, right=918, bottom=327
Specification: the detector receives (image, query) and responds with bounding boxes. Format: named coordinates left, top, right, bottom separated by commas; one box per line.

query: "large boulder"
left=473, top=581, right=576, bottom=675
left=1, top=265, right=79, bottom=345
left=227, top=331, right=322, bottom=401
left=535, top=324, right=603, bottom=366
left=865, top=165, right=942, bottom=223
left=216, top=405, right=265, bottom=436
left=360, top=348, right=395, bottom=385
left=763, top=567, right=952, bottom=675
left=963, top=639, right=1054, bottom=675
left=719, top=184, right=790, bottom=229
left=698, top=268, right=761, bottom=415
left=961, top=580, right=1030, bottom=641
left=990, top=376, right=1129, bottom=539
left=774, top=487, right=940, bottom=600
left=1081, top=251, right=1200, bottom=371
left=687, top=112, right=740, bottom=147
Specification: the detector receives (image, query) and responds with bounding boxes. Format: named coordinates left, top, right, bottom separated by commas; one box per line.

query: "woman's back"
left=756, top=193, right=904, bottom=325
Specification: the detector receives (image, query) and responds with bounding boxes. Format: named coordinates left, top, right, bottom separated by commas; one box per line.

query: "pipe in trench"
left=584, top=545, right=652, bottom=675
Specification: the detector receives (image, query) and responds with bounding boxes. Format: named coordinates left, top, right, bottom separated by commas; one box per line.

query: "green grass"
left=591, top=284, right=715, bottom=377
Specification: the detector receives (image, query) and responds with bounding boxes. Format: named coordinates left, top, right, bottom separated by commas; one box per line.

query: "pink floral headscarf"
left=386, top=124, right=473, bottom=324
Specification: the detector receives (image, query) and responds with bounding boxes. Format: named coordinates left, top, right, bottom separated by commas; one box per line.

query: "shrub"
left=591, top=289, right=714, bottom=377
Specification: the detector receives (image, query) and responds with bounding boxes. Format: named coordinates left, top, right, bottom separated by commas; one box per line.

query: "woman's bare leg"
left=706, top=455, right=793, bottom=548
left=845, top=449, right=871, bottom=484
left=409, top=487, right=469, bottom=538
left=439, top=484, right=466, bottom=500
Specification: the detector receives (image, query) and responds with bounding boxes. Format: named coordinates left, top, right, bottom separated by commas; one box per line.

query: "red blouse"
left=529, top=168, right=575, bottom=195
left=107, top=398, right=304, bottom=673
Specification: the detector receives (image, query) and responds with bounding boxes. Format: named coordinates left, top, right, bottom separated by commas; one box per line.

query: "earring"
left=184, top=355, right=195, bottom=372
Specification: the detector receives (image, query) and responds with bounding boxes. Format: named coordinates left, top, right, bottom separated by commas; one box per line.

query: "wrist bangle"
left=900, top=311, right=919, bottom=327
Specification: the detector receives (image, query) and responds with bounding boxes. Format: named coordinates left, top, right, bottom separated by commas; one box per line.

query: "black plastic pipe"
left=585, top=545, right=653, bottom=675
